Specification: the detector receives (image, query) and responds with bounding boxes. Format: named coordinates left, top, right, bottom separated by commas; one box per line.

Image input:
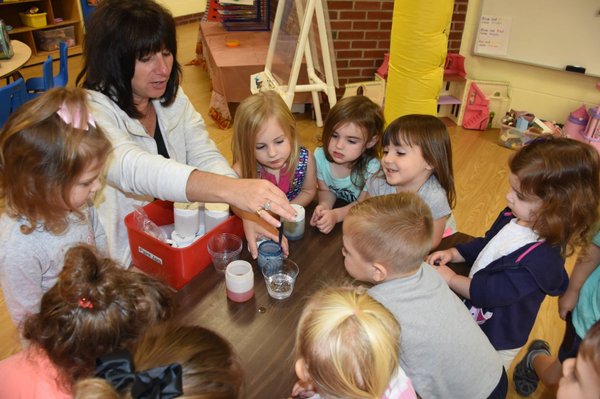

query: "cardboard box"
left=125, top=200, right=245, bottom=290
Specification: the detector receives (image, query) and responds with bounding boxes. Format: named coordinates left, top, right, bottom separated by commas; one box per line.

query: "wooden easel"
left=251, top=0, right=337, bottom=127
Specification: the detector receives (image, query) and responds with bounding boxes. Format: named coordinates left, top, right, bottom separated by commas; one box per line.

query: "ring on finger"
left=263, top=200, right=272, bottom=211
left=255, top=207, right=264, bottom=216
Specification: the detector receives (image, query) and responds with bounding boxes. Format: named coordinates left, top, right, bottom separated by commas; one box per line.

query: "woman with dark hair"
left=77, top=0, right=295, bottom=263
left=0, top=245, right=174, bottom=398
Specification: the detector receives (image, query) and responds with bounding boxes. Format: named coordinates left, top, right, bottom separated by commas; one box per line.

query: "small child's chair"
left=25, top=55, right=54, bottom=96
left=0, top=78, right=31, bottom=127
left=26, top=41, right=69, bottom=93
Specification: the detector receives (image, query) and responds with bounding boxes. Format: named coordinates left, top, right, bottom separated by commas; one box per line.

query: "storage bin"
left=498, top=123, right=552, bottom=150
left=19, top=12, right=47, bottom=28
left=34, top=26, right=75, bottom=51
left=125, top=200, right=245, bottom=290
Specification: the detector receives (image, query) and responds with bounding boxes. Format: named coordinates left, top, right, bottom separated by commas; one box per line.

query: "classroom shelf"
left=1, top=0, right=84, bottom=66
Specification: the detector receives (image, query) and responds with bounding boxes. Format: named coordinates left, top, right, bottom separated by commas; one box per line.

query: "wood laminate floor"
left=1, top=22, right=564, bottom=398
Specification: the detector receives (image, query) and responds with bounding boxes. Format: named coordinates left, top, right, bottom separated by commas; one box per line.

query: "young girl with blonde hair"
left=310, top=95, right=384, bottom=234
left=428, top=137, right=600, bottom=370
left=232, top=91, right=317, bottom=207
left=0, top=87, right=112, bottom=326
left=292, top=287, right=416, bottom=399
left=361, top=114, right=456, bottom=248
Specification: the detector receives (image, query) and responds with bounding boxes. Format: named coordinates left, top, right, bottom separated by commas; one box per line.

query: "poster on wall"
left=474, top=15, right=511, bottom=56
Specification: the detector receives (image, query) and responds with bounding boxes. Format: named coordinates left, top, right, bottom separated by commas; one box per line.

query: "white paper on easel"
left=474, top=15, right=512, bottom=56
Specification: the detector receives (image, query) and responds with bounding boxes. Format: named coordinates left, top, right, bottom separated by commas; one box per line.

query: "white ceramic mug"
left=225, top=260, right=254, bottom=302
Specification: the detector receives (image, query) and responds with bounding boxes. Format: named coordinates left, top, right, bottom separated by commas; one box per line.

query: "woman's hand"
left=242, top=218, right=289, bottom=260
left=227, top=179, right=296, bottom=228
left=187, top=171, right=297, bottom=229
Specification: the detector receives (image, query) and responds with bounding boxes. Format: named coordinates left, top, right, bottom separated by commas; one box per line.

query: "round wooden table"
left=0, top=40, right=32, bottom=80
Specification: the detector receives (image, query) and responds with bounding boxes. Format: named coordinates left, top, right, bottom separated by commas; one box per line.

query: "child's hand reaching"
left=310, top=205, right=337, bottom=234
left=309, top=205, right=324, bottom=227
left=426, top=247, right=464, bottom=266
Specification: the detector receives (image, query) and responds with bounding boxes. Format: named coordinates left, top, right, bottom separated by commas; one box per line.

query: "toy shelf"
left=0, top=0, right=84, bottom=66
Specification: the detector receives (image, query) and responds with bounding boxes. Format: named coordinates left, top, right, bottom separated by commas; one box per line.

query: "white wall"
left=156, top=0, right=206, bottom=17
left=461, top=0, right=600, bottom=122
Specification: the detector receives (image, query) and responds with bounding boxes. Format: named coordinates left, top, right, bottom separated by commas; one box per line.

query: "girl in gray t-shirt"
left=361, top=114, right=456, bottom=248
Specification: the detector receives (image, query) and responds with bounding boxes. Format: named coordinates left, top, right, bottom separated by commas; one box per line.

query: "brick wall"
left=267, top=0, right=468, bottom=90
left=174, top=12, right=203, bottom=26
left=449, top=0, right=468, bottom=54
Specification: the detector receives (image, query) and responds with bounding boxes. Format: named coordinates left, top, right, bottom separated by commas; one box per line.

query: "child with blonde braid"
left=292, top=287, right=416, bottom=399
left=0, top=88, right=112, bottom=326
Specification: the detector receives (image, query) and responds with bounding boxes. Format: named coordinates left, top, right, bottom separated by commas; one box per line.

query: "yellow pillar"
left=384, top=0, right=454, bottom=122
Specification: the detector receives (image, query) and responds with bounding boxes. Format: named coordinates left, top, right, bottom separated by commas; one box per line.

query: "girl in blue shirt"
left=310, top=96, right=384, bottom=234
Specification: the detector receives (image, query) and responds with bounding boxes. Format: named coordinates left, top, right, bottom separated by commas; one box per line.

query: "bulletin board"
left=474, top=0, right=600, bottom=77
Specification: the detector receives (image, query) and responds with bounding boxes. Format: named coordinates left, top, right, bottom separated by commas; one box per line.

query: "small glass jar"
left=257, top=240, right=283, bottom=274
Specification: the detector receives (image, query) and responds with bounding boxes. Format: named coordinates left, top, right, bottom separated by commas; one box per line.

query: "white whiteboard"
left=474, top=0, right=600, bottom=77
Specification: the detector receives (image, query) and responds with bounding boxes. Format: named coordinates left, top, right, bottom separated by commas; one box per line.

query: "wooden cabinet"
left=0, top=0, right=83, bottom=66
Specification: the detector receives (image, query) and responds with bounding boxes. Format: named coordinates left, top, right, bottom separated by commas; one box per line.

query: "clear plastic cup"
left=261, top=258, right=299, bottom=300
left=207, top=233, right=242, bottom=272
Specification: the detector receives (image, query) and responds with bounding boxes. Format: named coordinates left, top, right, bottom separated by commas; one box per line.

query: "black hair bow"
left=95, top=351, right=183, bottom=399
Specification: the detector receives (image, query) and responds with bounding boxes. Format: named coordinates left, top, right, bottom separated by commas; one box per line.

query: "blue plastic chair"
left=0, top=78, right=31, bottom=128
left=25, top=55, right=54, bottom=96
left=26, top=41, right=69, bottom=92
left=53, top=41, right=69, bottom=87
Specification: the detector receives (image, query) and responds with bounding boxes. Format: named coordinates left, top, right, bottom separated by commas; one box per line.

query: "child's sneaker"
left=513, top=340, right=551, bottom=396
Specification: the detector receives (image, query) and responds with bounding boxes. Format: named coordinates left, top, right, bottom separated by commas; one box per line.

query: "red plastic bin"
left=124, top=200, right=244, bottom=290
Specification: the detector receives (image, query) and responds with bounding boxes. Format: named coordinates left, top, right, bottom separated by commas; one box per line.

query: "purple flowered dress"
left=257, top=146, right=308, bottom=201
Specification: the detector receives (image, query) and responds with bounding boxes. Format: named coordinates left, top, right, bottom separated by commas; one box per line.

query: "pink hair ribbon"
left=57, top=102, right=97, bottom=130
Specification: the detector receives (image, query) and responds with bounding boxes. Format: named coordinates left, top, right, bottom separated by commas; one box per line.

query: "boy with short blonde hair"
left=343, top=193, right=507, bottom=398
left=344, top=192, right=432, bottom=277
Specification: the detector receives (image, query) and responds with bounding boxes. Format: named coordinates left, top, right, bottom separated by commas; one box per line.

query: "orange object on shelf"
left=225, top=39, right=240, bottom=48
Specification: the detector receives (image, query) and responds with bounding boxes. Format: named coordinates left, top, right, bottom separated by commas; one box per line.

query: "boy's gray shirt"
left=369, top=262, right=503, bottom=399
